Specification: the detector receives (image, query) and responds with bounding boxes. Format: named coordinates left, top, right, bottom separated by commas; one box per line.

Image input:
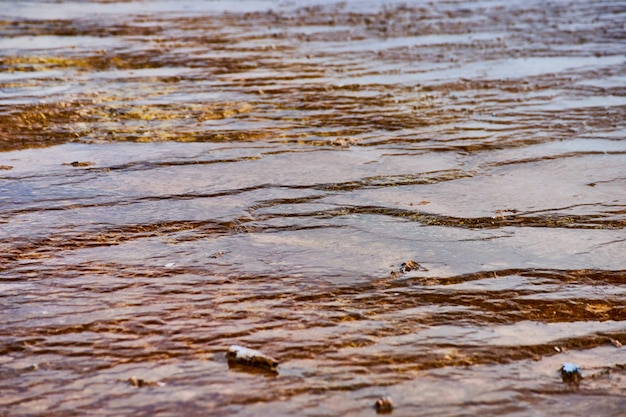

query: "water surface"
left=0, top=0, right=625, bottom=416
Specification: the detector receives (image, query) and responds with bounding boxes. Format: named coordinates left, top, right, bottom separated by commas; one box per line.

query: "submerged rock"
left=227, top=345, right=279, bottom=373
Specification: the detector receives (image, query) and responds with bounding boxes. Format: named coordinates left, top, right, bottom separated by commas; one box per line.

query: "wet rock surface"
left=0, top=0, right=625, bottom=416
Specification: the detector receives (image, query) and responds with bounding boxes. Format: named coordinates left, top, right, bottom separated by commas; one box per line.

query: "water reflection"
left=1, top=0, right=625, bottom=416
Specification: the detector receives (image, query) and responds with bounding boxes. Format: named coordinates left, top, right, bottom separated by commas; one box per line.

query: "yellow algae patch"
left=0, top=55, right=93, bottom=72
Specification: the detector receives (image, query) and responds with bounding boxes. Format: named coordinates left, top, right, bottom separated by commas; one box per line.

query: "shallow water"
left=1, top=0, right=625, bottom=416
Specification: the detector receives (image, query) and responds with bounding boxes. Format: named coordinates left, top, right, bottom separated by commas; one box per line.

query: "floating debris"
left=226, top=345, right=279, bottom=373
left=560, top=362, right=582, bottom=384
left=610, top=338, right=622, bottom=348
left=0, top=165, right=13, bottom=170
left=374, top=396, right=394, bottom=414
left=399, top=260, right=427, bottom=273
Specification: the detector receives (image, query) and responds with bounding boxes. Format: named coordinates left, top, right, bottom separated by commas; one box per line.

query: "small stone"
left=560, top=363, right=582, bottom=384
left=374, top=396, right=394, bottom=413
left=127, top=376, right=147, bottom=387
left=226, top=345, right=279, bottom=373
left=125, top=376, right=162, bottom=388
left=399, top=260, right=426, bottom=273
left=63, top=161, right=94, bottom=167
left=330, top=137, right=358, bottom=147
